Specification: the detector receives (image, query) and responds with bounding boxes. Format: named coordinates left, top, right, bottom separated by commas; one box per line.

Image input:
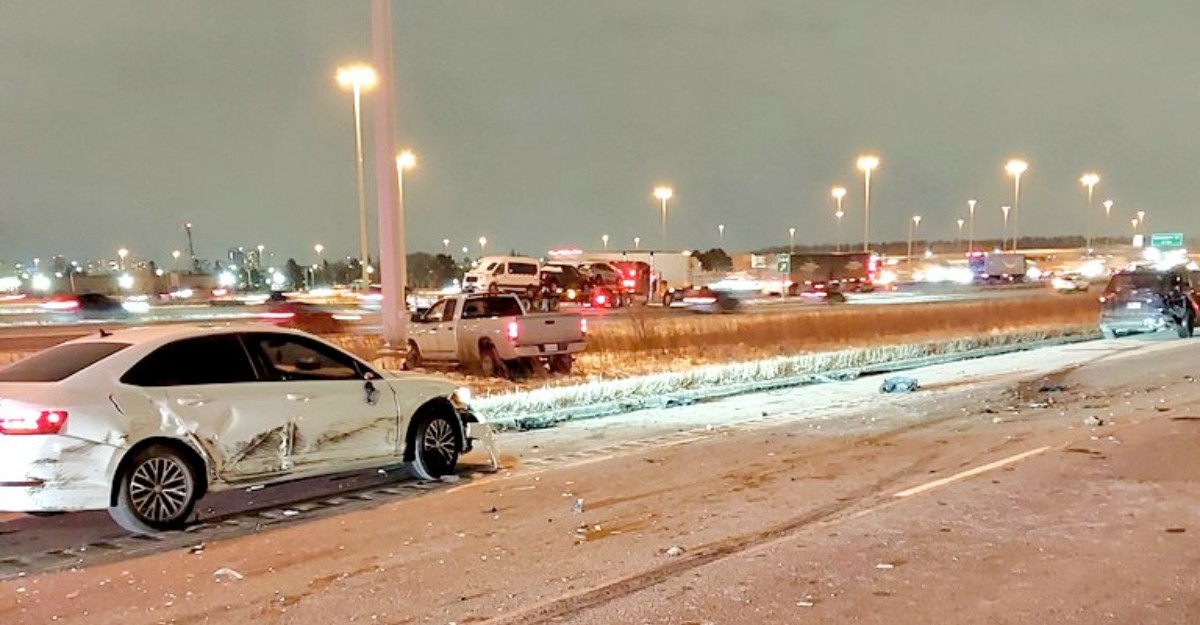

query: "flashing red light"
left=506, top=320, right=519, bottom=341
left=627, top=269, right=637, bottom=277
left=0, top=409, right=68, bottom=435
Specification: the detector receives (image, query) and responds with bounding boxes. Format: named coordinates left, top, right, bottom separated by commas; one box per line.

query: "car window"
left=462, top=296, right=523, bottom=319
left=423, top=300, right=448, bottom=322
left=508, top=262, right=538, bottom=275
left=121, top=335, right=257, bottom=386
left=0, top=342, right=131, bottom=382
left=443, top=299, right=458, bottom=321
left=248, top=333, right=366, bottom=382
left=483, top=263, right=497, bottom=272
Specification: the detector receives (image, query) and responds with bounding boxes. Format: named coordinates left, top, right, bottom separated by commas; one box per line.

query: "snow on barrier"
left=473, top=326, right=1099, bottom=431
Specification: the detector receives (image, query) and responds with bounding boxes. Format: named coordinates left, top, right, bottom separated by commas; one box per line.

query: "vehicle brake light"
left=506, top=321, right=519, bottom=341
left=41, top=299, right=80, bottom=311
left=0, top=409, right=68, bottom=435
left=580, top=318, right=588, bottom=334
left=627, top=269, right=637, bottom=277
left=594, top=293, right=608, bottom=306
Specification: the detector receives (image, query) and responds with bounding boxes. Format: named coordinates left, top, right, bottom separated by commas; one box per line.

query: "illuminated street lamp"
left=478, top=236, right=488, bottom=255
left=957, top=219, right=966, bottom=253
left=831, top=186, right=847, bottom=252
left=171, top=250, right=181, bottom=271
left=117, top=247, right=129, bottom=271
left=788, top=227, right=796, bottom=254
left=653, top=186, right=674, bottom=249
left=1080, top=172, right=1100, bottom=251
left=314, top=243, right=324, bottom=285
left=1136, top=210, right=1146, bottom=236
left=856, top=156, right=879, bottom=252
left=442, top=238, right=451, bottom=252
left=392, top=148, right=418, bottom=282
left=602, top=234, right=610, bottom=251
left=967, top=199, right=977, bottom=254
left=907, top=215, right=922, bottom=272
left=1005, top=159, right=1028, bottom=251
left=633, top=236, right=641, bottom=250
left=337, top=64, right=379, bottom=283
left=718, top=224, right=725, bottom=247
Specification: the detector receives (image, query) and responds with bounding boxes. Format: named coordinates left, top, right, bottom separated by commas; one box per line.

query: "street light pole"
left=856, top=156, right=879, bottom=252
left=789, top=227, right=796, bottom=254
left=633, top=237, right=641, bottom=250
left=831, top=186, right=847, bottom=253
left=337, top=64, right=378, bottom=284
left=1080, top=172, right=1100, bottom=252
left=718, top=224, right=725, bottom=248
left=967, top=199, right=977, bottom=254
left=1001, top=206, right=1011, bottom=250
left=183, top=222, right=196, bottom=271
left=1137, top=210, right=1146, bottom=237
left=313, top=244, right=324, bottom=287
left=653, top=186, right=674, bottom=250
left=479, top=236, right=488, bottom=255
left=957, top=219, right=966, bottom=254
left=602, top=234, right=609, bottom=251
left=1005, top=159, right=1027, bottom=251
left=117, top=248, right=129, bottom=272
left=1103, top=200, right=1114, bottom=244
left=907, top=216, right=921, bottom=273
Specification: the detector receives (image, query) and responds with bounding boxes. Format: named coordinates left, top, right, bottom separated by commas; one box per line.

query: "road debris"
left=212, top=567, right=244, bottom=582
left=572, top=498, right=585, bottom=514
left=1038, top=383, right=1068, bottom=393
left=875, top=563, right=896, bottom=570
left=1082, top=415, right=1105, bottom=427
left=880, top=377, right=919, bottom=393
left=187, top=543, right=205, bottom=555
left=665, top=546, right=685, bottom=557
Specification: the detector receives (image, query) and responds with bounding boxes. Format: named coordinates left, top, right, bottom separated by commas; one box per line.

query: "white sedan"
left=0, top=324, right=487, bottom=533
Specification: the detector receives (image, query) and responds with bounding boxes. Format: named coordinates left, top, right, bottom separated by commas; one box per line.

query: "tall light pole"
left=183, top=222, right=196, bottom=271
left=336, top=64, right=379, bottom=284
left=831, top=186, right=847, bottom=253
left=1136, top=210, right=1146, bottom=236
left=602, top=234, right=609, bottom=251
left=393, top=149, right=417, bottom=281
left=718, top=224, right=725, bottom=248
left=967, top=199, right=977, bottom=254
left=633, top=236, right=641, bottom=250
left=1103, top=200, right=1114, bottom=242
left=1080, top=172, right=1100, bottom=251
left=653, top=186, right=674, bottom=250
left=788, top=227, right=796, bottom=254
left=957, top=219, right=966, bottom=253
left=1001, top=206, right=1011, bottom=250
left=313, top=244, right=324, bottom=287
left=442, top=238, right=450, bottom=252
left=171, top=250, right=181, bottom=272
left=117, top=247, right=129, bottom=272
left=1005, top=159, right=1027, bottom=251
left=907, top=216, right=922, bottom=273
left=478, top=236, right=488, bottom=255
left=856, top=156, right=879, bottom=252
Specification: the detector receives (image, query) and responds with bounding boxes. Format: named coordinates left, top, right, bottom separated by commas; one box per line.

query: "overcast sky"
left=2, top=1, right=1198, bottom=264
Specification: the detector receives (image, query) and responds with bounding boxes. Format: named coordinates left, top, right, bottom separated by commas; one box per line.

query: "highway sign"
left=776, top=253, right=790, bottom=273
left=1149, top=233, right=1184, bottom=248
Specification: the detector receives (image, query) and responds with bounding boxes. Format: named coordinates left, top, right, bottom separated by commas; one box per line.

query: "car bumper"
left=1100, top=314, right=1171, bottom=333
left=0, top=435, right=119, bottom=512
left=513, top=342, right=586, bottom=358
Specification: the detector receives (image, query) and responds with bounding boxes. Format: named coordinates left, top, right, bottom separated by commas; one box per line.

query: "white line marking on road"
left=892, top=446, right=1051, bottom=498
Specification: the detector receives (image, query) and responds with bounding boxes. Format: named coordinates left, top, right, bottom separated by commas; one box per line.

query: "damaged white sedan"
left=0, top=324, right=489, bottom=533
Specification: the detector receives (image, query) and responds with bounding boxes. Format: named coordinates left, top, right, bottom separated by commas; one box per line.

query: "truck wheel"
left=403, top=341, right=422, bottom=370
left=479, top=345, right=509, bottom=379
left=549, top=355, right=573, bottom=374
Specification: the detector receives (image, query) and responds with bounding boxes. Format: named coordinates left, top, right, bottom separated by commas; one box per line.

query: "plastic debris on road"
left=212, top=567, right=244, bottom=582
left=880, top=376, right=919, bottom=393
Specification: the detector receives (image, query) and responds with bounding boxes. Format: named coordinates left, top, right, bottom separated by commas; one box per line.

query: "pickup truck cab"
left=405, top=294, right=587, bottom=378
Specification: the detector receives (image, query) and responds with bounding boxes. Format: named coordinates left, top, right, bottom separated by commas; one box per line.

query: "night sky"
left=2, top=1, right=1197, bottom=265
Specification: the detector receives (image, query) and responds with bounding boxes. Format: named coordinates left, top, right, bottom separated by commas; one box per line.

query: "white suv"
left=462, top=256, right=542, bottom=294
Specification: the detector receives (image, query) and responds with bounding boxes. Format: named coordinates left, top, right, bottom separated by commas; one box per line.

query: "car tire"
left=408, top=411, right=460, bottom=481
left=1177, top=311, right=1194, bottom=339
left=109, top=444, right=199, bottom=534
left=403, top=341, right=422, bottom=370
left=549, top=354, right=573, bottom=374
left=1100, top=326, right=1117, bottom=340
left=479, top=345, right=509, bottom=379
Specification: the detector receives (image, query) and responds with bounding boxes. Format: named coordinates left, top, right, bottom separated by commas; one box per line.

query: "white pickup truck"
left=404, top=294, right=587, bottom=378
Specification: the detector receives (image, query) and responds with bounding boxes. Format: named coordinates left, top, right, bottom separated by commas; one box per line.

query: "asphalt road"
left=2, top=331, right=1197, bottom=624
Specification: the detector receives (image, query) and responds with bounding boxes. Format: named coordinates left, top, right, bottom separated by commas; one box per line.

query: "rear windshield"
left=461, top=296, right=524, bottom=319
left=1107, top=273, right=1170, bottom=292
left=0, top=342, right=131, bottom=382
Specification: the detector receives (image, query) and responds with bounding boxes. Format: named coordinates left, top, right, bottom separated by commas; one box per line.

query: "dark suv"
left=1099, top=268, right=1198, bottom=339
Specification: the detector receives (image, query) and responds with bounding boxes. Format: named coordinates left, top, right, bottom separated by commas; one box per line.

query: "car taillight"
left=622, top=279, right=635, bottom=288
left=506, top=321, right=519, bottom=341
left=580, top=318, right=588, bottom=334
left=0, top=409, right=68, bottom=435
left=627, top=269, right=637, bottom=277
left=595, top=293, right=608, bottom=306
left=41, top=299, right=80, bottom=311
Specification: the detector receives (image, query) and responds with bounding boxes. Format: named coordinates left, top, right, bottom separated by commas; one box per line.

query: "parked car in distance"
left=405, top=293, right=587, bottom=377
left=0, top=324, right=485, bottom=533
left=262, top=298, right=345, bottom=334
left=1051, top=272, right=1091, bottom=293
left=1098, top=268, right=1198, bottom=339
left=462, top=256, right=542, bottom=295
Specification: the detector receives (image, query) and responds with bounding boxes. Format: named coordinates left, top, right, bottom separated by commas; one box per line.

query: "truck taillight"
left=506, top=321, right=519, bottom=341
left=0, top=409, right=68, bottom=435
left=580, top=318, right=588, bottom=334
left=594, top=293, right=608, bottom=306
